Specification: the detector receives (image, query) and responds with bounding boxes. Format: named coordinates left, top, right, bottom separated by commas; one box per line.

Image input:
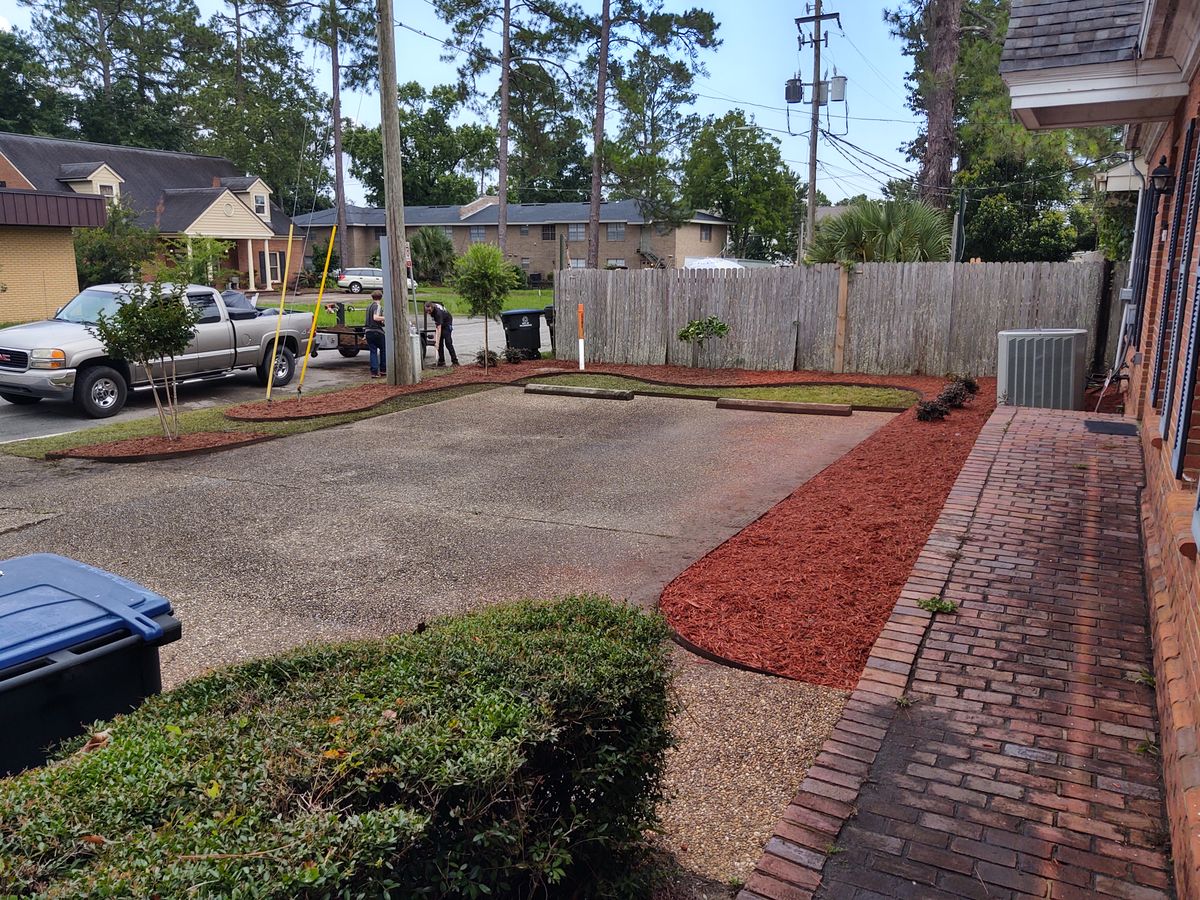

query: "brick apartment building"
left=293, top=197, right=729, bottom=281
left=1002, top=0, right=1200, bottom=892
left=0, top=132, right=303, bottom=309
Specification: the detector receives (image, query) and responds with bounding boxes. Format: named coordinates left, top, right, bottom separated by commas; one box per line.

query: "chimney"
left=459, top=195, right=499, bottom=220
left=212, top=176, right=221, bottom=188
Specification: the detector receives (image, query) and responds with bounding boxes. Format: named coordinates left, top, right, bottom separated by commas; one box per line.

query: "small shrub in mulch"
left=937, top=382, right=970, bottom=409
left=46, top=431, right=272, bottom=462
left=916, top=399, right=950, bottom=421
left=954, top=374, right=980, bottom=395
left=502, top=346, right=527, bottom=364
left=475, top=349, right=501, bottom=368
left=0, top=597, right=674, bottom=899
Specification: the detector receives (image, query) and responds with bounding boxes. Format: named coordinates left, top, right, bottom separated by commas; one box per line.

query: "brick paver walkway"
left=740, top=408, right=1173, bottom=899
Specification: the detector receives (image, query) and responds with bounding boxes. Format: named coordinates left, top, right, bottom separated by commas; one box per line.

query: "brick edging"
left=736, top=406, right=1019, bottom=900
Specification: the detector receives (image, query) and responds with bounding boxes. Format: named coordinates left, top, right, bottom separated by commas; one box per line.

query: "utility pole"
left=376, top=0, right=415, bottom=385
left=796, top=3, right=840, bottom=250
left=497, top=0, right=511, bottom=256
left=330, top=0, right=351, bottom=270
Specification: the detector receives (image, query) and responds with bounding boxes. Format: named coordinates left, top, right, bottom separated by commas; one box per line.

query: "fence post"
left=834, top=265, right=850, bottom=373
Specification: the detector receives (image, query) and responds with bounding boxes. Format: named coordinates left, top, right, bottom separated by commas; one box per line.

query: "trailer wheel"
left=338, top=347, right=360, bottom=358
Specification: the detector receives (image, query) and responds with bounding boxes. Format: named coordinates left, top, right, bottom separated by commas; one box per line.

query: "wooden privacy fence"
left=553, top=261, right=1115, bottom=376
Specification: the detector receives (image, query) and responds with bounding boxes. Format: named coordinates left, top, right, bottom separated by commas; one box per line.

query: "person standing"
left=425, top=301, right=459, bottom=367
left=365, top=290, right=387, bottom=378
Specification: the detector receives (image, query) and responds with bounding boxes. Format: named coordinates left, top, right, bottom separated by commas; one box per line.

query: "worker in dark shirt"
left=425, top=302, right=459, bottom=367
left=365, top=291, right=387, bottom=378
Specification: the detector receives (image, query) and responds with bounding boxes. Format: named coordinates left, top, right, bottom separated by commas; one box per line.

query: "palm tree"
left=805, top=199, right=950, bottom=264
left=410, top=227, right=457, bottom=284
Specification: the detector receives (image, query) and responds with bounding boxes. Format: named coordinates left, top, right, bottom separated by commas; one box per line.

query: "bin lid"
left=0, top=554, right=172, bottom=671
left=501, top=308, right=543, bottom=317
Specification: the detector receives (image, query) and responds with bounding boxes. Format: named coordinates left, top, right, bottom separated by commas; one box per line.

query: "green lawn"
left=2, top=384, right=494, bottom=460
left=532, top=374, right=918, bottom=408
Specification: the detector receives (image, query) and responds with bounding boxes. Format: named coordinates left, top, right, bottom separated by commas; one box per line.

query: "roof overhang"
left=1003, top=57, right=1189, bottom=130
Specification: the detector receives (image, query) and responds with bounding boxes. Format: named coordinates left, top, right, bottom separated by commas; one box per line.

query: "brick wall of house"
left=0, top=226, right=80, bottom=322
left=0, top=153, right=34, bottom=191
left=673, top=222, right=729, bottom=261
left=1135, top=72, right=1200, bottom=899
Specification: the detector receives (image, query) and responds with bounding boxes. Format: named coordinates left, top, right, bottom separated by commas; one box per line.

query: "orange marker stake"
left=577, top=303, right=585, bottom=370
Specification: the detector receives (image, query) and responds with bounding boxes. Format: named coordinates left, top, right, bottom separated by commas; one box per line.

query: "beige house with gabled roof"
left=0, top=132, right=302, bottom=292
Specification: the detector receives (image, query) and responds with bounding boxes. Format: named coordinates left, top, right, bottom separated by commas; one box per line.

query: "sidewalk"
left=740, top=407, right=1173, bottom=899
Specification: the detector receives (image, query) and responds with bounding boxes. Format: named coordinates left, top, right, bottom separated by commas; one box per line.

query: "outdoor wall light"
left=1152, top=156, right=1175, bottom=196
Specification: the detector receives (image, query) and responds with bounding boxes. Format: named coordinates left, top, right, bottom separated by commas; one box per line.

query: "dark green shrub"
left=916, top=400, right=949, bottom=421
left=475, top=348, right=501, bottom=368
left=938, top=382, right=969, bottom=409
left=502, top=345, right=527, bottom=364
left=953, top=374, right=980, bottom=395
left=0, top=597, right=673, bottom=899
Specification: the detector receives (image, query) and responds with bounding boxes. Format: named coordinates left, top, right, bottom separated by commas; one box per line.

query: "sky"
left=0, top=0, right=923, bottom=206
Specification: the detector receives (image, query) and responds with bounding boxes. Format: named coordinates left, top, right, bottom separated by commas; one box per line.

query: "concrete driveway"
left=0, top=388, right=894, bottom=686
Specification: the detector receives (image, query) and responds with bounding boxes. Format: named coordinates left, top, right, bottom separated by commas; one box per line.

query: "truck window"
left=187, top=292, right=222, bottom=324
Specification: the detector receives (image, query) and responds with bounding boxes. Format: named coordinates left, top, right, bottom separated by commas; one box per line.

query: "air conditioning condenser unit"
left=996, top=328, right=1088, bottom=410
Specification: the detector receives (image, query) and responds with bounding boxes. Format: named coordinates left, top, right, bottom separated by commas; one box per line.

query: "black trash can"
left=0, top=553, right=182, bottom=776
left=543, top=304, right=556, bottom=355
left=500, top=308, right=543, bottom=358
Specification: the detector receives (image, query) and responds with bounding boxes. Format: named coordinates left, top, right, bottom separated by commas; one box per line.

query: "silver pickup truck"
left=0, top=283, right=314, bottom=418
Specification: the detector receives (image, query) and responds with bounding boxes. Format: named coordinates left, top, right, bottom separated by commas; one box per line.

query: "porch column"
left=262, top=238, right=273, bottom=290
left=246, top=239, right=256, bottom=290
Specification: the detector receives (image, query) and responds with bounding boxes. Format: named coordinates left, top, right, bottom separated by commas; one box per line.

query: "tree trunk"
left=497, top=0, right=511, bottom=257
left=918, top=0, right=962, bottom=207
left=95, top=4, right=112, bottom=94
left=232, top=0, right=245, bottom=103
left=483, top=319, right=489, bottom=372
left=331, top=2, right=351, bottom=268
left=587, top=0, right=611, bottom=269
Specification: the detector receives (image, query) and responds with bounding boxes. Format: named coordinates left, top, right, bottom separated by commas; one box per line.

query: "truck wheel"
left=337, top=347, right=360, bottom=358
left=75, top=366, right=127, bottom=418
left=0, top=393, right=41, bottom=405
left=257, top=346, right=295, bottom=386
left=348, top=281, right=363, bottom=294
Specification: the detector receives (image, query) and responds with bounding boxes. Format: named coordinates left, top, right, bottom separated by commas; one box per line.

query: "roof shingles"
left=0, top=132, right=291, bottom=236
left=1000, top=0, right=1143, bottom=74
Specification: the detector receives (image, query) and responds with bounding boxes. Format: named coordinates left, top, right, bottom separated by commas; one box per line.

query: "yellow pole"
left=265, top=224, right=297, bottom=402
left=297, top=225, right=336, bottom=394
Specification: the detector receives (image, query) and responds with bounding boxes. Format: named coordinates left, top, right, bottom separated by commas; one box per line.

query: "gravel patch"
left=658, top=652, right=849, bottom=887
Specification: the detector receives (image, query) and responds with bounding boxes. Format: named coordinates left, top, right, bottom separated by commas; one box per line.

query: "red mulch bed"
left=48, top=431, right=272, bottom=462
left=226, top=362, right=947, bottom=422
left=660, top=380, right=997, bottom=690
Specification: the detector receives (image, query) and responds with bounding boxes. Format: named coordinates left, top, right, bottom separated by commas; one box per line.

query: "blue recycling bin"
left=0, top=554, right=181, bottom=775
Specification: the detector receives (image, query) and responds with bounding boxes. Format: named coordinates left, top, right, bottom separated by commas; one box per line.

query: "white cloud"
left=0, top=16, right=12, bottom=32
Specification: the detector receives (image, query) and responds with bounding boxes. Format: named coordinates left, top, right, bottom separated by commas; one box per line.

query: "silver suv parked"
left=335, top=268, right=416, bottom=294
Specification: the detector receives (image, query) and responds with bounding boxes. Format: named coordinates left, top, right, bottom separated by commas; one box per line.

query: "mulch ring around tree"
left=660, top=380, right=997, bottom=691
left=225, top=362, right=949, bottom=422
left=47, top=431, right=274, bottom=463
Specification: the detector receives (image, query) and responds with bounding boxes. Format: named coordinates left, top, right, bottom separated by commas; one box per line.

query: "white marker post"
left=577, top=303, right=586, bottom=370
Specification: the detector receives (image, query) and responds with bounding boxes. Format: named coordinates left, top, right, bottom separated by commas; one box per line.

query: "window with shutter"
left=1152, top=120, right=1196, bottom=408
left=1162, top=124, right=1200, bottom=439
left=1171, top=284, right=1200, bottom=478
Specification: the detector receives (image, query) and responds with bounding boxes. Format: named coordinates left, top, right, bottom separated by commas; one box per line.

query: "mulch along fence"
left=554, top=262, right=1121, bottom=376
left=661, top=379, right=997, bottom=690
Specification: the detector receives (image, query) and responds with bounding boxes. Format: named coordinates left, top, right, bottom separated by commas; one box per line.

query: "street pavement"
left=0, top=315, right=554, bottom=444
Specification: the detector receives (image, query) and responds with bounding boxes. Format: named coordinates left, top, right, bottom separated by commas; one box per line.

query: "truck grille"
left=0, top=349, right=28, bottom=370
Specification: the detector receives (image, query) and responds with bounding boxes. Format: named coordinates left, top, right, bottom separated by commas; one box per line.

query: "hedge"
left=0, top=596, right=674, bottom=899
